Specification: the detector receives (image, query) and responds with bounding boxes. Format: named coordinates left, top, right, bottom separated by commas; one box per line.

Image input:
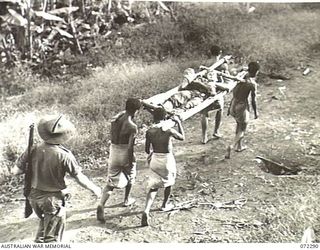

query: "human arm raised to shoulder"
left=170, top=116, right=185, bottom=141
left=127, top=121, right=138, bottom=167
left=251, top=83, right=258, bottom=119
left=145, top=130, right=151, bottom=154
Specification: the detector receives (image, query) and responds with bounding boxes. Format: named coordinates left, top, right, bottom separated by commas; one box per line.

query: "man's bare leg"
left=161, top=186, right=174, bottom=211
left=123, top=183, right=135, bottom=206
left=213, top=109, right=222, bottom=138
left=225, top=122, right=241, bottom=159
left=235, top=122, right=247, bottom=152
left=142, top=189, right=158, bottom=226
left=201, top=114, right=209, bottom=144
left=97, top=186, right=114, bottom=222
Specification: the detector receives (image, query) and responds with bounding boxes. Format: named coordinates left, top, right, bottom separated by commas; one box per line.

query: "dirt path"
left=1, top=60, right=319, bottom=243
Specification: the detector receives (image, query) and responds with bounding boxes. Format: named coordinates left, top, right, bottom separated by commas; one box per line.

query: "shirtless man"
left=97, top=98, right=141, bottom=223
left=200, top=70, right=233, bottom=144
left=199, top=45, right=230, bottom=143
left=141, top=108, right=185, bottom=226
left=200, top=45, right=229, bottom=82
left=225, top=61, right=259, bottom=159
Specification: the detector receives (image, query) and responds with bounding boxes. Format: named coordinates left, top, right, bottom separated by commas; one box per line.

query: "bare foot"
left=123, top=197, right=136, bottom=207
left=225, top=146, right=232, bottom=159
left=201, top=137, right=208, bottom=144
left=213, top=132, right=222, bottom=139
left=161, top=203, right=175, bottom=212
left=235, top=145, right=248, bottom=152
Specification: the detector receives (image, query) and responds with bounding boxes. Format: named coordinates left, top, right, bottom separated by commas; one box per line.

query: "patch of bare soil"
left=0, top=60, right=319, bottom=243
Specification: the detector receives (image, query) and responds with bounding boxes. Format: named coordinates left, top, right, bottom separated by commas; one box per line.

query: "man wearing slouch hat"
left=11, top=114, right=101, bottom=243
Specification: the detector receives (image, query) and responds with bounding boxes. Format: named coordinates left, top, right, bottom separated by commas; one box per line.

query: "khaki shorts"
left=106, top=144, right=137, bottom=188
left=107, top=162, right=137, bottom=188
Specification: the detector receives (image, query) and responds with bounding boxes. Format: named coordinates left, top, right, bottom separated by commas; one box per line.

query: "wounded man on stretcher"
left=161, top=68, right=230, bottom=113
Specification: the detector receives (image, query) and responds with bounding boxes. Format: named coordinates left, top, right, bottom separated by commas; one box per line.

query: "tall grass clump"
left=175, top=3, right=320, bottom=71
left=66, top=60, right=183, bottom=153
left=2, top=3, right=320, bottom=180
left=0, top=60, right=185, bottom=180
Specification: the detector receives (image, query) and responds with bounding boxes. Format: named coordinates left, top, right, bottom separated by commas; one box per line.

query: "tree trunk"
left=26, top=0, right=33, bottom=59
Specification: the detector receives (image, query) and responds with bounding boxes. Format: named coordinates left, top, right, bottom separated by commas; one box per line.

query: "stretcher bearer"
left=97, top=98, right=141, bottom=223
left=199, top=45, right=230, bottom=144
left=225, top=61, right=260, bottom=159
left=11, top=115, right=101, bottom=243
left=141, top=108, right=185, bottom=227
left=200, top=45, right=230, bottom=82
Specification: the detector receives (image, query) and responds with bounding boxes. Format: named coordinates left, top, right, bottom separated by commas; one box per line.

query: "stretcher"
left=142, top=56, right=248, bottom=128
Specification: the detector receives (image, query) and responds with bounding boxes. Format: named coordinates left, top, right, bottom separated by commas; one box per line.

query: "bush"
left=0, top=59, right=184, bottom=178
left=2, top=3, right=320, bottom=181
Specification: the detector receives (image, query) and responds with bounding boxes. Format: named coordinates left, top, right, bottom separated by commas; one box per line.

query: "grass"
left=246, top=177, right=320, bottom=242
left=0, top=3, right=319, bottom=243
left=1, top=3, right=320, bottom=179
left=0, top=60, right=184, bottom=171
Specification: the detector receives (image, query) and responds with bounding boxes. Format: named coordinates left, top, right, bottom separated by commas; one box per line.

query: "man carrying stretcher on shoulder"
left=225, top=61, right=260, bottom=159
left=97, top=98, right=141, bottom=223
left=141, top=108, right=185, bottom=227
left=198, top=45, right=232, bottom=143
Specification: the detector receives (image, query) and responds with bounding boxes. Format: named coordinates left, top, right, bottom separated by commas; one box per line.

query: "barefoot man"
left=200, top=70, right=231, bottom=144
left=199, top=45, right=230, bottom=143
left=141, top=108, right=185, bottom=226
left=97, top=98, right=141, bottom=223
left=225, top=61, right=260, bottom=159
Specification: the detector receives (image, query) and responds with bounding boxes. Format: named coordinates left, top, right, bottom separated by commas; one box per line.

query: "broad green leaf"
left=34, top=11, right=66, bottom=23
left=0, top=0, right=21, bottom=4
left=81, top=23, right=91, bottom=30
left=49, top=7, right=79, bottom=15
left=7, top=9, right=28, bottom=26
left=157, top=1, right=170, bottom=12
left=0, top=33, right=5, bottom=41
left=54, top=27, right=73, bottom=39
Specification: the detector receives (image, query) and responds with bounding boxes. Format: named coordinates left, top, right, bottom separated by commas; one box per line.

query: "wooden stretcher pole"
left=144, top=55, right=232, bottom=105
left=160, top=70, right=248, bottom=128
left=141, top=100, right=175, bottom=116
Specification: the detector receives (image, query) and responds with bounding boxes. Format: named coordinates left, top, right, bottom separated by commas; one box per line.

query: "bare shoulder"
left=111, top=111, right=126, bottom=122
left=124, top=119, right=138, bottom=134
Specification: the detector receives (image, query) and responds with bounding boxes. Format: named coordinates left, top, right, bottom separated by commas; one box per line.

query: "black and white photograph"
left=0, top=0, right=319, bottom=245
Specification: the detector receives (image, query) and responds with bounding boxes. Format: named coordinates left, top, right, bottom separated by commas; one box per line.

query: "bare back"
left=232, top=78, right=256, bottom=103
left=146, top=128, right=174, bottom=153
left=111, top=112, right=137, bottom=144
